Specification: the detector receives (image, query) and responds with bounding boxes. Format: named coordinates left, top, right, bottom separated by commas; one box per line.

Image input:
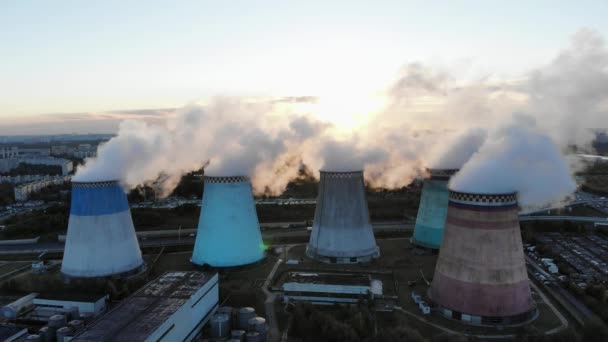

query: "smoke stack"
left=429, top=190, right=536, bottom=326
left=62, top=181, right=144, bottom=278
left=192, top=176, right=264, bottom=267
left=307, top=171, right=379, bottom=263
left=412, top=168, right=458, bottom=249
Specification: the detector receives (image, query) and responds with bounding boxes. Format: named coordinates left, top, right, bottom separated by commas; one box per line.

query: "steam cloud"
left=74, top=29, right=608, bottom=206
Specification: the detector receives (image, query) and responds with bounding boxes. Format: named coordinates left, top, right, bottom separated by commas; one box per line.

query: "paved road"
left=519, top=216, right=608, bottom=223
left=0, top=222, right=414, bottom=254
left=526, top=255, right=594, bottom=325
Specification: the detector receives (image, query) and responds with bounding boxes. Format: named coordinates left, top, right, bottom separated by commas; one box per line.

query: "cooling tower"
left=307, top=171, right=379, bottom=263
left=429, top=190, right=536, bottom=326
left=61, top=181, right=144, bottom=278
left=192, top=176, right=264, bottom=267
left=412, top=168, right=458, bottom=249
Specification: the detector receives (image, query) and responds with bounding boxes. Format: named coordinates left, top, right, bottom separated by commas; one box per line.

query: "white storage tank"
left=218, top=306, right=234, bottom=327
left=49, top=314, right=67, bottom=328
left=210, top=313, right=230, bottom=338
left=248, top=316, right=267, bottom=341
left=246, top=331, right=261, bottom=342
left=238, top=307, right=256, bottom=330
left=56, top=326, right=73, bottom=342
left=26, top=335, right=41, bottom=341
left=69, top=319, right=85, bottom=332
left=231, top=329, right=246, bottom=341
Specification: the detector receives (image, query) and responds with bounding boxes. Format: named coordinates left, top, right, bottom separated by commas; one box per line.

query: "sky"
left=1, top=0, right=607, bottom=134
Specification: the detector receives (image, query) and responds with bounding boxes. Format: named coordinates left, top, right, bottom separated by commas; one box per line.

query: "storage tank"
left=192, top=176, right=264, bottom=267
left=246, top=331, right=261, bottom=342
left=210, top=313, right=230, bottom=338
left=248, top=316, right=267, bottom=340
left=412, top=168, right=458, bottom=249
left=429, top=190, right=536, bottom=326
left=61, top=181, right=144, bottom=278
left=231, top=329, right=246, bottom=341
left=26, top=335, right=41, bottom=341
left=218, top=306, right=234, bottom=327
left=238, top=307, right=256, bottom=330
left=38, top=327, right=52, bottom=342
left=56, top=326, right=72, bottom=342
left=48, top=314, right=67, bottom=328
left=307, top=170, right=379, bottom=263
left=69, top=319, right=85, bottom=332
left=1, top=293, right=38, bottom=319
left=79, top=312, right=94, bottom=323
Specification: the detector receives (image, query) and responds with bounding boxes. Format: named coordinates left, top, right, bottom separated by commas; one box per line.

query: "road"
left=0, top=221, right=414, bottom=254
left=519, top=216, right=608, bottom=223
left=526, top=255, right=594, bottom=325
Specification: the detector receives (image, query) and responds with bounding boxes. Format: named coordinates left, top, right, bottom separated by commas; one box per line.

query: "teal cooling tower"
left=412, top=169, right=458, bottom=249
left=192, top=176, right=264, bottom=267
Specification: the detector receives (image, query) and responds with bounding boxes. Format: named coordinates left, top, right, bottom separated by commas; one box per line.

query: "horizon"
left=1, top=1, right=608, bottom=134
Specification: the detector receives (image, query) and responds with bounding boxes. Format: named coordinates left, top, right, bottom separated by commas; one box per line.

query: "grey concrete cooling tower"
left=306, top=170, right=379, bottom=263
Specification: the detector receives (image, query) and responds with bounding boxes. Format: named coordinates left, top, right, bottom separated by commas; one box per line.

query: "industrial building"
left=192, top=176, right=264, bottom=267
left=412, top=168, right=458, bottom=249
left=307, top=170, right=379, bottom=263
left=429, top=191, right=536, bottom=326
left=61, top=181, right=144, bottom=278
left=280, top=271, right=383, bottom=304
left=71, top=271, right=219, bottom=341
left=13, top=176, right=70, bottom=201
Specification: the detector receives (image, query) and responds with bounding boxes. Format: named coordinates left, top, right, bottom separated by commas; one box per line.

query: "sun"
left=298, top=91, right=387, bottom=134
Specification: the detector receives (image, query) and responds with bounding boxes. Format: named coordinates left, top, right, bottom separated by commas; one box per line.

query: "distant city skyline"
left=1, top=1, right=607, bottom=134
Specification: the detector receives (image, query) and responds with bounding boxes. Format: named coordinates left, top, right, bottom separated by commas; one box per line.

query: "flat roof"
left=285, top=272, right=370, bottom=287
left=0, top=325, right=26, bottom=340
left=71, top=271, right=217, bottom=342
left=35, top=293, right=107, bottom=303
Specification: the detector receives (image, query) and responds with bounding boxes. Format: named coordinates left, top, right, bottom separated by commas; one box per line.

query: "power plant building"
left=307, top=171, right=379, bottom=263
left=192, top=176, right=264, bottom=267
left=71, top=271, right=219, bottom=342
left=61, top=181, right=144, bottom=278
left=429, top=191, right=536, bottom=326
left=412, top=169, right=458, bottom=249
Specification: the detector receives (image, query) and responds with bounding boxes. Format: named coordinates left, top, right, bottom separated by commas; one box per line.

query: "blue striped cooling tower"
left=61, top=181, right=144, bottom=278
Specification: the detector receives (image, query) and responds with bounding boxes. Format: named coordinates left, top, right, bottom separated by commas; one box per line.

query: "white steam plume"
left=74, top=29, right=607, bottom=205
left=450, top=117, right=577, bottom=208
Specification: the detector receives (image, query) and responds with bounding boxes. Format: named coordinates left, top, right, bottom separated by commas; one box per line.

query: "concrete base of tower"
left=61, top=262, right=147, bottom=283
left=190, top=254, right=267, bottom=269
left=411, top=237, right=440, bottom=250
left=305, top=246, right=380, bottom=264
left=433, top=304, right=538, bottom=327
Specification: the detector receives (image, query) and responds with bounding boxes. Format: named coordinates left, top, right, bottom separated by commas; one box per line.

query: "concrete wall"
left=307, top=171, right=379, bottom=260
left=61, top=181, right=143, bottom=278
left=430, top=191, right=533, bottom=318
left=192, top=177, right=264, bottom=267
